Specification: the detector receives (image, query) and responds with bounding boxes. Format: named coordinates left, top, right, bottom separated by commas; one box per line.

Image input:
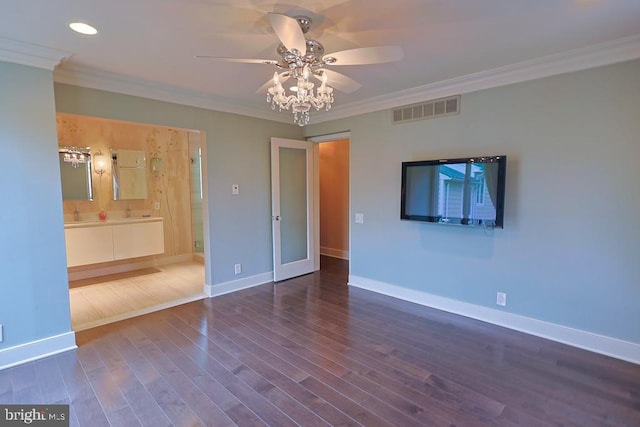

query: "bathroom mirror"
left=112, top=149, right=148, bottom=200
left=59, top=148, right=94, bottom=201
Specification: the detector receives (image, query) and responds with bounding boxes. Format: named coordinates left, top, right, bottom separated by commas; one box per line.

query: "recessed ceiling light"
left=69, top=22, right=98, bottom=35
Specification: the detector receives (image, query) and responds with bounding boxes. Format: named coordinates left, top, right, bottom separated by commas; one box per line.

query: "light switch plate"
left=232, top=184, right=239, bottom=195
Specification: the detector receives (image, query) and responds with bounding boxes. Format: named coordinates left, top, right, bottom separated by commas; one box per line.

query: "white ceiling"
left=2, top=0, right=640, bottom=124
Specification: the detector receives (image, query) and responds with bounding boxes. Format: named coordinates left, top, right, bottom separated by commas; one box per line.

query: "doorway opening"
left=270, top=133, right=350, bottom=282
left=58, top=114, right=208, bottom=331
left=312, top=131, right=351, bottom=278
left=318, top=138, right=350, bottom=262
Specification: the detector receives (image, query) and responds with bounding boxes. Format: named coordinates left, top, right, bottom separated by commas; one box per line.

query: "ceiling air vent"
left=392, top=95, right=460, bottom=124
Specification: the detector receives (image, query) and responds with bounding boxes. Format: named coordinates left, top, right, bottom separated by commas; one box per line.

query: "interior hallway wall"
left=0, top=61, right=74, bottom=363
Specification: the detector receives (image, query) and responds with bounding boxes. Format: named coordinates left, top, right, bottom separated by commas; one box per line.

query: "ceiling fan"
left=195, top=13, right=403, bottom=125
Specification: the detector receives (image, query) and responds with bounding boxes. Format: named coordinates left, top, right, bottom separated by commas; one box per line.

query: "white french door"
left=271, top=137, right=316, bottom=281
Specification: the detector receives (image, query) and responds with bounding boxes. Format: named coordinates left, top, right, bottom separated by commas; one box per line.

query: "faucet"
left=73, top=208, right=80, bottom=221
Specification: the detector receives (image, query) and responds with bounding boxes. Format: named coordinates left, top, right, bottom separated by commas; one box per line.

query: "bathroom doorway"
left=58, top=114, right=207, bottom=331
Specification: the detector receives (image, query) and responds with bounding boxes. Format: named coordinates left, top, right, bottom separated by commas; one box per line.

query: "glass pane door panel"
left=279, top=147, right=308, bottom=264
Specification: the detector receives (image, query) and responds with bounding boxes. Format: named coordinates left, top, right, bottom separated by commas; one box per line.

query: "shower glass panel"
left=190, top=146, right=204, bottom=253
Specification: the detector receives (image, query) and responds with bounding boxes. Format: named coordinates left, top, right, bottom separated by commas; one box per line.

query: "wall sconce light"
left=151, top=157, right=163, bottom=173
left=93, top=149, right=107, bottom=176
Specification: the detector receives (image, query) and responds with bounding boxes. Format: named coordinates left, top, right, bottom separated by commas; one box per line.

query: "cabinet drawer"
left=112, top=221, right=164, bottom=260
left=65, top=226, right=114, bottom=267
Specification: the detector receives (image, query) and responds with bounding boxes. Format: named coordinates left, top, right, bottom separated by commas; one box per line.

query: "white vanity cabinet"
left=64, top=218, right=164, bottom=267
left=113, top=220, right=164, bottom=260
left=64, top=226, right=114, bottom=267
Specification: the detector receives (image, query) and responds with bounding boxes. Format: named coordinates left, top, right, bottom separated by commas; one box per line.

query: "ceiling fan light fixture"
left=266, top=64, right=334, bottom=126
left=69, top=22, right=98, bottom=35
left=195, top=13, right=402, bottom=126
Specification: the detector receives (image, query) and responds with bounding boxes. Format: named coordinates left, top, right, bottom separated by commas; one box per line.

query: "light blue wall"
left=4, top=57, right=638, bottom=356
left=305, top=59, right=640, bottom=344
left=54, top=84, right=304, bottom=285
left=0, top=62, right=72, bottom=350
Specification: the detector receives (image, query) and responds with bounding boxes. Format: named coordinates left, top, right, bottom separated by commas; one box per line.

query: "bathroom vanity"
left=64, top=217, right=164, bottom=267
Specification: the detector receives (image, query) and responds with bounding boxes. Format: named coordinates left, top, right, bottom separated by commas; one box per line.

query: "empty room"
left=1, top=1, right=639, bottom=426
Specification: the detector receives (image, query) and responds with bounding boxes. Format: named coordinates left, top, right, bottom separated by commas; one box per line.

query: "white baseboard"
left=320, top=246, right=350, bottom=260
left=206, top=272, right=273, bottom=298
left=348, top=275, right=640, bottom=365
left=0, top=331, right=77, bottom=371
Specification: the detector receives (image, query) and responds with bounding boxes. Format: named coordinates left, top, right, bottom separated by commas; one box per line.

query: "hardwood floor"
left=3, top=256, right=639, bottom=426
left=69, top=261, right=205, bottom=331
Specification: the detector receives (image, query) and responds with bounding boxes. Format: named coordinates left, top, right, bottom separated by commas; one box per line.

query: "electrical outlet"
left=234, top=263, right=242, bottom=275
left=154, top=202, right=161, bottom=211
left=496, top=292, right=507, bottom=307
left=355, top=213, right=364, bottom=224
left=0, top=324, right=4, bottom=343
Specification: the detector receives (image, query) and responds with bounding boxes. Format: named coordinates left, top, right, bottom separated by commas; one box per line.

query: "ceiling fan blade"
left=256, top=72, right=291, bottom=93
left=315, top=69, right=361, bottom=94
left=323, top=46, right=404, bottom=65
left=194, top=56, right=279, bottom=65
left=268, top=13, right=307, bottom=54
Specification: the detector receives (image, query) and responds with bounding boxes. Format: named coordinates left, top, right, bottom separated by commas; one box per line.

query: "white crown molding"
left=0, top=38, right=71, bottom=70
left=312, top=33, right=640, bottom=124
left=54, top=64, right=291, bottom=124
left=52, top=34, right=640, bottom=125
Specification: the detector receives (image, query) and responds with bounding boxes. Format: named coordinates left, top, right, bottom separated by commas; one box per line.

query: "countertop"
left=64, top=216, right=163, bottom=229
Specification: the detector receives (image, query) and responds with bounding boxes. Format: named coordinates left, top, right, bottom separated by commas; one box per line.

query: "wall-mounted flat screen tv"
left=401, top=156, right=507, bottom=227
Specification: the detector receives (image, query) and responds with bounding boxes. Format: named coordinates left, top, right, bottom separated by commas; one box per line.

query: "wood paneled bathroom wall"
left=57, top=113, right=195, bottom=258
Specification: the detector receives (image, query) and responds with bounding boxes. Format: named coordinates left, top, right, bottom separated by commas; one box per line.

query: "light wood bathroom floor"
left=69, top=261, right=205, bottom=331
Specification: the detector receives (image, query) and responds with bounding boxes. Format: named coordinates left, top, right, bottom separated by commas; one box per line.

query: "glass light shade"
left=94, top=155, right=106, bottom=171
left=93, top=150, right=107, bottom=175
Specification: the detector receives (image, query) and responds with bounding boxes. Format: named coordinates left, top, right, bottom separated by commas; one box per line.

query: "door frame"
left=269, top=131, right=351, bottom=281
left=307, top=131, right=351, bottom=274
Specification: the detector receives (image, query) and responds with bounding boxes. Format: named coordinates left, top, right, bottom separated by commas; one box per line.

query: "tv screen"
left=401, top=156, right=507, bottom=227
